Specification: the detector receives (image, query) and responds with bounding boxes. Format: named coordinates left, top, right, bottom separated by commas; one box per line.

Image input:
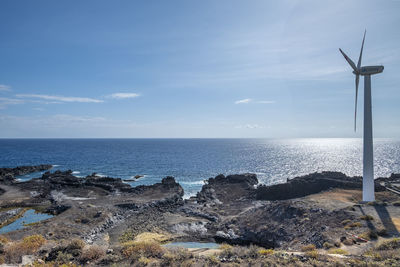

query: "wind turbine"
left=339, top=30, right=384, bottom=202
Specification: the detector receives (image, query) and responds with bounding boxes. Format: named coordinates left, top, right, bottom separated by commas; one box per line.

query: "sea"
left=1, top=138, right=400, bottom=198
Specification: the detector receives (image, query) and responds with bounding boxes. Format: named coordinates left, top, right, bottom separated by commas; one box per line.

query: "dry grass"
left=79, top=245, right=106, bottom=262
left=3, top=234, right=46, bottom=263
left=344, top=221, right=362, bottom=229
left=305, top=249, right=319, bottom=259
left=375, top=238, right=400, bottom=250
left=328, top=248, right=348, bottom=255
left=301, top=244, right=316, bottom=252
left=67, top=238, right=85, bottom=250
left=133, top=232, right=171, bottom=243
left=258, top=248, right=274, bottom=256
left=360, top=215, right=374, bottom=221
left=341, top=219, right=352, bottom=225
left=322, top=242, right=334, bottom=249
left=359, top=230, right=378, bottom=241
left=122, top=241, right=164, bottom=259
left=161, top=247, right=193, bottom=265
left=0, top=235, right=10, bottom=244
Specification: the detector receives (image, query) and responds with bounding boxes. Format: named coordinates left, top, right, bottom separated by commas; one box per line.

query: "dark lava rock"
left=256, top=171, right=386, bottom=201
left=0, top=164, right=52, bottom=184
left=84, top=175, right=131, bottom=192
left=197, top=173, right=258, bottom=203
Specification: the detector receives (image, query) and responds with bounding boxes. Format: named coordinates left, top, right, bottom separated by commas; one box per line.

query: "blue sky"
left=0, top=0, right=399, bottom=138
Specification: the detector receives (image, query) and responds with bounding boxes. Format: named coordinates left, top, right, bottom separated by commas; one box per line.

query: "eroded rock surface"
left=0, top=166, right=399, bottom=252
left=0, top=165, right=52, bottom=184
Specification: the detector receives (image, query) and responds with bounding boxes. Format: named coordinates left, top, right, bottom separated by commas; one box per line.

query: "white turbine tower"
left=339, top=30, right=384, bottom=202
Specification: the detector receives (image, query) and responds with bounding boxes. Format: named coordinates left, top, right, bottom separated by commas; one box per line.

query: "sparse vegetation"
left=344, top=221, right=362, bottom=229
left=132, top=232, right=171, bottom=243
left=79, top=245, right=106, bottom=262
left=377, top=227, right=388, bottom=236
left=3, top=234, right=46, bottom=263
left=360, top=214, right=374, bottom=221
left=341, top=219, right=351, bottom=225
left=258, top=248, right=274, bottom=255
left=301, top=244, right=316, bottom=252
left=305, top=249, right=319, bottom=259
left=122, top=241, right=164, bottom=259
left=323, top=242, right=334, bottom=249
left=359, top=230, right=378, bottom=241
left=375, top=238, right=400, bottom=250
left=328, top=248, right=348, bottom=255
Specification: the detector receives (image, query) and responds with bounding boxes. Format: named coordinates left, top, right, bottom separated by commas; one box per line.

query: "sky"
left=0, top=0, right=399, bottom=138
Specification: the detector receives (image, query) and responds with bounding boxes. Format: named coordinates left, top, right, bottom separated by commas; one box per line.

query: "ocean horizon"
left=1, top=138, right=400, bottom=198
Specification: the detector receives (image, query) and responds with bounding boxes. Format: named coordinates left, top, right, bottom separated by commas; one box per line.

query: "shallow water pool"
left=0, top=209, right=53, bottom=234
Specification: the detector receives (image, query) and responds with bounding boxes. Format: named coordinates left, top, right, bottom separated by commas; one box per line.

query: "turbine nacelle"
left=353, top=66, right=384, bottom=76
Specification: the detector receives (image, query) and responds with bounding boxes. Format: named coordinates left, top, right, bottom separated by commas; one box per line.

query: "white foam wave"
left=180, top=180, right=205, bottom=185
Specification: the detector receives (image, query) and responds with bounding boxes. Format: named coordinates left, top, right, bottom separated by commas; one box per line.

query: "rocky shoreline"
left=0, top=165, right=399, bottom=265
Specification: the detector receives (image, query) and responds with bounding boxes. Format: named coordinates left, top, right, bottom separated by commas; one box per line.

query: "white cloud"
left=16, top=94, right=103, bottom=103
left=108, top=93, right=140, bottom=99
left=0, top=85, right=11, bottom=91
left=235, top=98, right=252, bottom=104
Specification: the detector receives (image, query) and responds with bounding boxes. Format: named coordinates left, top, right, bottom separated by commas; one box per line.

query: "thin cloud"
left=0, top=97, right=25, bottom=109
left=235, top=98, right=252, bottom=104
left=109, top=93, right=140, bottom=99
left=234, top=99, right=275, bottom=104
left=257, top=100, right=275, bottom=104
left=16, top=94, right=103, bottom=103
left=0, top=85, right=11, bottom=91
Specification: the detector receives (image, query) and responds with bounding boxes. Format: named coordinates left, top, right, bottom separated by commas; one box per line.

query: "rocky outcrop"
left=0, top=165, right=52, bottom=184
left=256, top=171, right=386, bottom=201
left=196, top=173, right=258, bottom=203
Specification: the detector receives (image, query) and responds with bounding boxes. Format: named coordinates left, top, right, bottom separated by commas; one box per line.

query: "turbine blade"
left=354, top=75, right=359, bottom=132
left=357, top=30, right=366, bottom=69
left=339, top=48, right=358, bottom=72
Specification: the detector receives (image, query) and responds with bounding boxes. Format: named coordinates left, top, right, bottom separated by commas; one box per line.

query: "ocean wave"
left=180, top=180, right=205, bottom=185
left=72, top=171, right=80, bottom=174
left=183, top=192, right=197, bottom=199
